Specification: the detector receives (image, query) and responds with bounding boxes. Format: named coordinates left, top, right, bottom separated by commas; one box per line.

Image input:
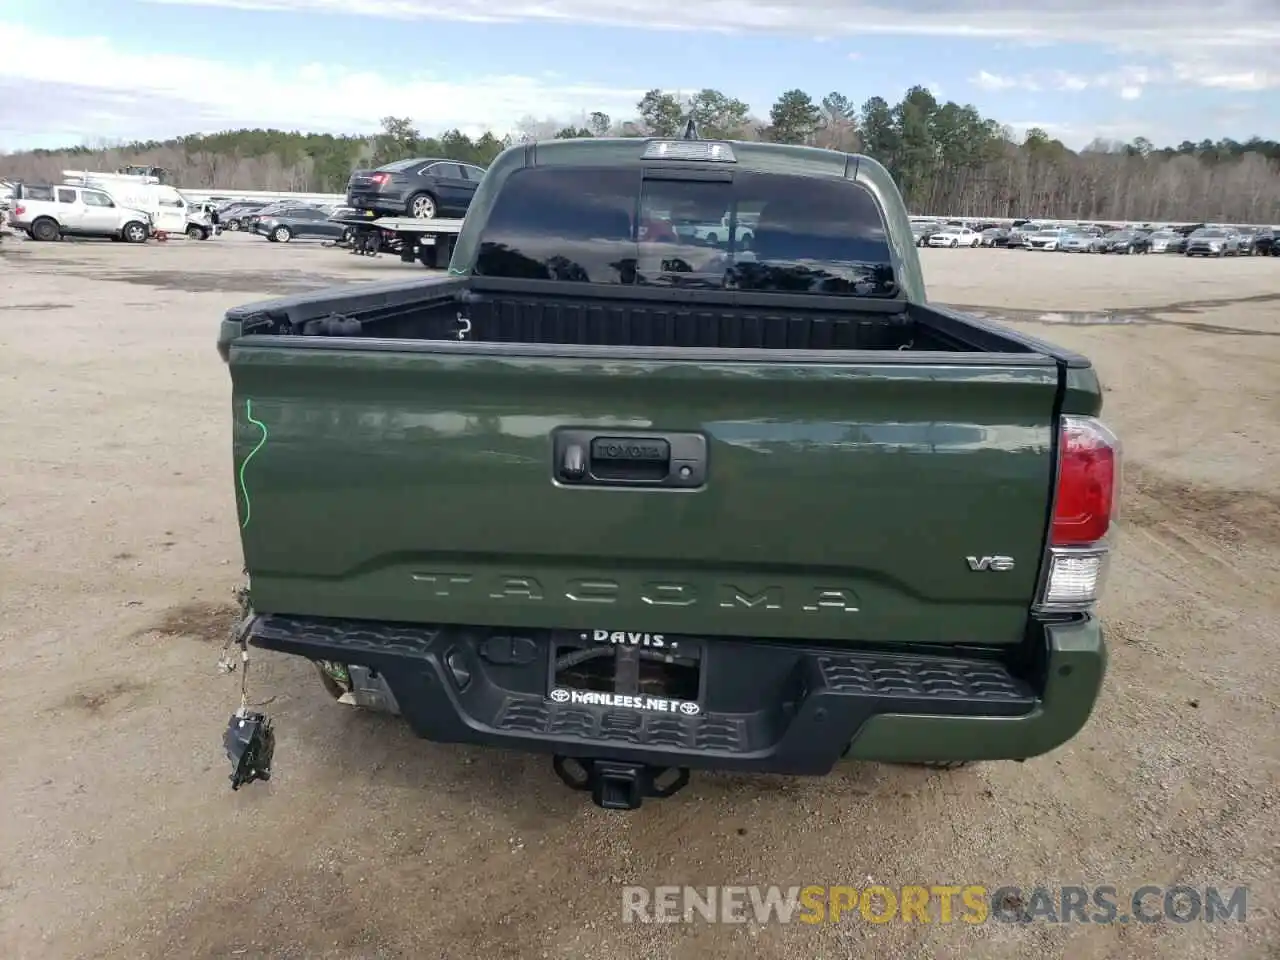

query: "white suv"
left=7, top=183, right=152, bottom=243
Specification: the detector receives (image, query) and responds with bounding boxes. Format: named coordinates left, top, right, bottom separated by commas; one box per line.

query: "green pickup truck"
left=217, top=136, right=1120, bottom=810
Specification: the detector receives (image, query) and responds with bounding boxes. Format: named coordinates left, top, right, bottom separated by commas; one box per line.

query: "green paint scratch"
left=238, top=398, right=268, bottom=529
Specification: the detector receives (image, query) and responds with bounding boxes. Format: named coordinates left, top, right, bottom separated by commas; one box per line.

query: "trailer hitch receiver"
left=553, top=756, right=690, bottom=810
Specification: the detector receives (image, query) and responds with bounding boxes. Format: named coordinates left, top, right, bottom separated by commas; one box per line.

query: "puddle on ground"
left=69, top=269, right=360, bottom=294
left=97, top=270, right=352, bottom=293
left=962, top=308, right=1148, bottom=326
left=951, top=302, right=1280, bottom=338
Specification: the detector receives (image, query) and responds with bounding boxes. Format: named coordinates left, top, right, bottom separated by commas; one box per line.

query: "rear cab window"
left=473, top=165, right=897, bottom=297
left=56, top=188, right=77, bottom=204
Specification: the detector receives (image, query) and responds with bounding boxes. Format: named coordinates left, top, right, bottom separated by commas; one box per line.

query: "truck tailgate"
left=230, top=343, right=1061, bottom=646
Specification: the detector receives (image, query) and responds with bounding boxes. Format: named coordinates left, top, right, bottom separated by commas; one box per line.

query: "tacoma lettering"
left=718, top=585, right=783, bottom=610
left=802, top=588, right=859, bottom=613
left=409, top=573, right=473, bottom=596
left=565, top=579, right=619, bottom=603
left=642, top=582, right=696, bottom=606
left=411, top=572, right=859, bottom=613
left=489, top=576, right=543, bottom=600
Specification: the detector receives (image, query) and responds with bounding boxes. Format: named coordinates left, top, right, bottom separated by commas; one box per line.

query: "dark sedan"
left=253, top=207, right=348, bottom=243
left=1254, top=228, right=1278, bottom=256
left=241, top=203, right=320, bottom=232
left=910, top=221, right=943, bottom=247
left=346, top=157, right=485, bottom=219
left=979, top=227, right=1010, bottom=247
left=1096, top=230, right=1151, bottom=254
left=218, top=201, right=268, bottom=230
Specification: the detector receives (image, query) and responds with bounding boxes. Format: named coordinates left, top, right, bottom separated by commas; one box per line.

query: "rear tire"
left=186, top=224, right=206, bottom=241
left=271, top=225, right=292, bottom=243
left=31, top=217, right=60, bottom=242
left=407, top=192, right=437, bottom=219
left=122, top=221, right=149, bottom=244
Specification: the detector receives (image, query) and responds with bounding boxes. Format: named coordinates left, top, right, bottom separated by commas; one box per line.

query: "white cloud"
left=1171, top=61, right=1280, bottom=92
left=0, top=22, right=645, bottom=147
left=970, top=65, right=1164, bottom=100
left=473, top=1, right=1266, bottom=96
left=134, top=0, right=1280, bottom=70
left=973, top=71, right=1020, bottom=92
left=2, top=2, right=1278, bottom=149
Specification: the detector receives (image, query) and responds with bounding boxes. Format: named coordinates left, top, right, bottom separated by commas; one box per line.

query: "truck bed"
left=223, top=275, right=1067, bottom=356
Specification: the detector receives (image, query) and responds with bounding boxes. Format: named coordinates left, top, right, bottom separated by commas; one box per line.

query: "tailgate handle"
left=553, top=429, right=706, bottom=489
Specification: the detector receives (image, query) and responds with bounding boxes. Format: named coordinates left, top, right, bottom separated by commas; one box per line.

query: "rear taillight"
left=1037, top=415, right=1121, bottom=612
left=13, top=204, right=24, bottom=216
left=370, top=173, right=390, bottom=186
left=1051, top=417, right=1118, bottom=545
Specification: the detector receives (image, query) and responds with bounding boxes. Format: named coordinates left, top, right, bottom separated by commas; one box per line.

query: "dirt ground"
left=1, top=232, right=1276, bottom=960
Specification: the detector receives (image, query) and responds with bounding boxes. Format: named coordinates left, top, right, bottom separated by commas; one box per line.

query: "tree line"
left=3, top=86, right=1278, bottom=223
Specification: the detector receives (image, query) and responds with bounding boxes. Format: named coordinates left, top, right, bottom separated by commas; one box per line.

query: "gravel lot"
left=1, top=234, right=1276, bottom=960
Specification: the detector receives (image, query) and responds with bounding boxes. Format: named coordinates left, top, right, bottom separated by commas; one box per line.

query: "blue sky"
left=1, top=0, right=1277, bottom=151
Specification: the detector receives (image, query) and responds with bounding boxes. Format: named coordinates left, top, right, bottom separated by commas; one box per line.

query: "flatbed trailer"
left=333, top=215, right=465, bottom=268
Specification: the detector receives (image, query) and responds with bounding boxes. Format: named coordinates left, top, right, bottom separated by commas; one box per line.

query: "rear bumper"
left=248, top=614, right=1106, bottom=773
left=347, top=189, right=405, bottom=214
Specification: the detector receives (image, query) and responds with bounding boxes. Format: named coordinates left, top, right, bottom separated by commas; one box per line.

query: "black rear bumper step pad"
left=248, top=614, right=1036, bottom=775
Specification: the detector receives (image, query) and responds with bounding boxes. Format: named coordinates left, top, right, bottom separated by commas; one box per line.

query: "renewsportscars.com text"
left=622, top=885, right=1249, bottom=925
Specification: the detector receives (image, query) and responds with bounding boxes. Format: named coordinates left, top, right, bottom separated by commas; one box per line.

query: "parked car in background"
left=1253, top=227, right=1278, bottom=256
left=1234, top=227, right=1259, bottom=256
left=1147, top=230, right=1187, bottom=254
left=1096, top=229, right=1151, bottom=254
left=979, top=227, right=1010, bottom=247
left=217, top=202, right=266, bottom=230
left=919, top=221, right=946, bottom=246
left=1059, top=230, right=1095, bottom=253
left=240, top=202, right=320, bottom=233
left=1008, top=222, right=1047, bottom=248
left=7, top=182, right=153, bottom=242
left=346, top=158, right=486, bottom=219
left=927, top=225, right=981, bottom=248
left=1185, top=227, right=1241, bottom=257
left=253, top=206, right=350, bottom=243
left=1026, top=227, right=1066, bottom=251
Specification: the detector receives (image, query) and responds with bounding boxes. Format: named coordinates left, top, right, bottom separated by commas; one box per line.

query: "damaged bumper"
left=246, top=614, right=1106, bottom=780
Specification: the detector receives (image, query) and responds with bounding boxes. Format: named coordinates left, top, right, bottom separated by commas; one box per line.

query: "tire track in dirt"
left=1123, top=465, right=1280, bottom=554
